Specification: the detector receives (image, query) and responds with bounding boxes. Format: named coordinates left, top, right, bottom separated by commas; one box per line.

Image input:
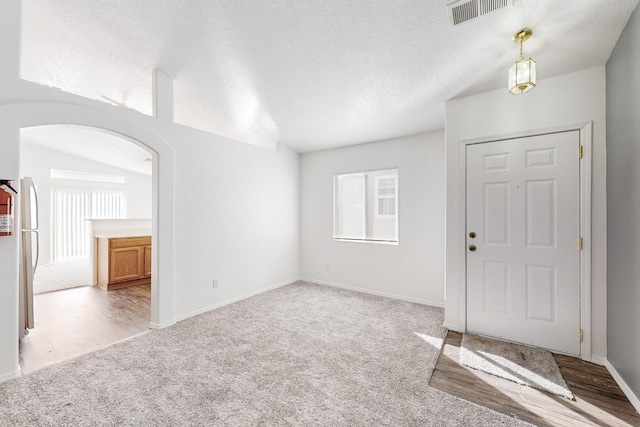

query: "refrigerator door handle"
left=23, top=229, right=39, bottom=275
left=34, top=229, right=39, bottom=273
left=31, top=181, right=39, bottom=230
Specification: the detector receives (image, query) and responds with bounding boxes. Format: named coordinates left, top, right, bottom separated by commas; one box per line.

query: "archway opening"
left=18, top=124, right=157, bottom=373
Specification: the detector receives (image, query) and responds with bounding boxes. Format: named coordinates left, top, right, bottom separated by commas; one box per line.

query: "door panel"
left=525, top=264, right=555, bottom=322
left=483, top=261, right=509, bottom=313
left=466, top=131, right=580, bottom=355
left=484, top=183, right=509, bottom=244
left=526, top=180, right=555, bottom=246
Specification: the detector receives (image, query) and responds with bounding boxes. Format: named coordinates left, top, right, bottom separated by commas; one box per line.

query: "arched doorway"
left=19, top=124, right=155, bottom=372
left=0, top=101, right=175, bottom=379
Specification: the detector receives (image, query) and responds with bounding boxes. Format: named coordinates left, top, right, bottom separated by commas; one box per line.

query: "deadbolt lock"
left=469, top=231, right=477, bottom=238
left=468, top=245, right=477, bottom=252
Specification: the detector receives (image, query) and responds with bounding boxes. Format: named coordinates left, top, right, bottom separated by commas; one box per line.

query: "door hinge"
left=579, top=237, right=583, bottom=250
left=579, top=145, right=583, bottom=159
left=579, top=329, right=584, bottom=342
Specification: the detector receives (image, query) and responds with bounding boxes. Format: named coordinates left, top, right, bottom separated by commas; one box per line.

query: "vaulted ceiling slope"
left=21, top=125, right=153, bottom=176
left=21, top=1, right=639, bottom=153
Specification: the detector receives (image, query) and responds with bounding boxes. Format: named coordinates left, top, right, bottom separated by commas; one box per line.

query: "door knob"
left=469, top=231, right=476, bottom=238
left=468, top=244, right=477, bottom=252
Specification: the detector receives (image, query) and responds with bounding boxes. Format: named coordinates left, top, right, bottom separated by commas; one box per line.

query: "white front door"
left=466, top=131, right=581, bottom=355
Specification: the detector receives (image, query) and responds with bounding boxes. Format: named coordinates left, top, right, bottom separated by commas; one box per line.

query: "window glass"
left=334, top=169, right=398, bottom=243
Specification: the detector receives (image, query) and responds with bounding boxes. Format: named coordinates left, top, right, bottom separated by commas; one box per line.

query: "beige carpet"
left=1, top=282, right=532, bottom=426
left=33, top=260, right=91, bottom=294
left=460, top=333, right=575, bottom=400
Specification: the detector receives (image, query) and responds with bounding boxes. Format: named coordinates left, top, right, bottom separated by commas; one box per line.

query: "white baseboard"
left=301, top=277, right=444, bottom=308
left=605, top=359, right=640, bottom=415
left=174, top=277, right=301, bottom=323
left=0, top=365, right=21, bottom=384
left=589, top=355, right=607, bottom=366
left=148, top=320, right=176, bottom=329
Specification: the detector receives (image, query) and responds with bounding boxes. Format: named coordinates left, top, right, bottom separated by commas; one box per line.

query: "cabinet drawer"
left=109, top=236, right=151, bottom=249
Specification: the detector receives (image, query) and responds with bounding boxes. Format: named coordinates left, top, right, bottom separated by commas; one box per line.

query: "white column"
left=0, top=0, right=21, bottom=89
left=0, top=0, right=23, bottom=382
left=150, top=69, right=176, bottom=329
left=153, top=70, right=174, bottom=122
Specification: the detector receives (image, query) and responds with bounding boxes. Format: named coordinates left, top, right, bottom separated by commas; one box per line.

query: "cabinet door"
left=143, top=245, right=152, bottom=278
left=109, top=247, right=144, bottom=283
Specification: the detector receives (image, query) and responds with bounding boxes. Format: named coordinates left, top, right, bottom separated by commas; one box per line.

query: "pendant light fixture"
left=508, top=28, right=536, bottom=95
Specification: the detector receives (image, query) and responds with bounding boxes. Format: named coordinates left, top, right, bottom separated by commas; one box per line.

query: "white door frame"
left=457, top=121, right=592, bottom=360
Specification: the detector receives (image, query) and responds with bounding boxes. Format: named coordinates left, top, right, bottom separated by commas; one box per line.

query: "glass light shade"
left=508, top=58, right=536, bottom=94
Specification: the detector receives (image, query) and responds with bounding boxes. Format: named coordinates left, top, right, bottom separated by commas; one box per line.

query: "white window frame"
left=333, top=168, right=398, bottom=244
left=51, top=168, right=127, bottom=184
left=374, top=174, right=397, bottom=219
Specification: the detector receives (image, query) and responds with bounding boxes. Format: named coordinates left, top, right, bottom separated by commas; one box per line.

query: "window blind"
left=52, top=187, right=126, bottom=261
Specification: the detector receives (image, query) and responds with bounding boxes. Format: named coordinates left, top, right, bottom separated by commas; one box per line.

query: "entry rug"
left=460, top=333, right=575, bottom=400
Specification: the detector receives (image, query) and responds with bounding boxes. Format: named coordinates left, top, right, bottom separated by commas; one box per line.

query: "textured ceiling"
left=20, top=0, right=639, bottom=153
left=21, top=125, right=153, bottom=176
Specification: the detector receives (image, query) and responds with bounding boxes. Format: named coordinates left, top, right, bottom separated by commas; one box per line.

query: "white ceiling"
left=20, top=0, right=639, bottom=155
left=21, top=125, right=153, bottom=176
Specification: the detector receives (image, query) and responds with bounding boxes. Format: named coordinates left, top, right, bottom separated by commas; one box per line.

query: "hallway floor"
left=20, top=284, right=150, bottom=374
left=430, top=331, right=640, bottom=426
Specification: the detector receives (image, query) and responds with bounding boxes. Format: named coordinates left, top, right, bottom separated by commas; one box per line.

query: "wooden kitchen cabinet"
left=97, top=236, right=151, bottom=290
left=143, top=244, right=152, bottom=277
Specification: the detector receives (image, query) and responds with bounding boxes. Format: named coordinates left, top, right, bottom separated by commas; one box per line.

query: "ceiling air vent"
left=448, top=0, right=512, bottom=27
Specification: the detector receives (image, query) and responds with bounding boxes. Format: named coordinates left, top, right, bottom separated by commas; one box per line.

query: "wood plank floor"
left=429, top=331, right=640, bottom=427
left=19, top=284, right=151, bottom=375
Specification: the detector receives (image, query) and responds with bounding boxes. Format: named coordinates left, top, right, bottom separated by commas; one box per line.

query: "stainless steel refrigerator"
left=19, top=177, right=38, bottom=339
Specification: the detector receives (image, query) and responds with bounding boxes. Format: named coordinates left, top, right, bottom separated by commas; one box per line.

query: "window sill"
left=333, top=238, right=398, bottom=246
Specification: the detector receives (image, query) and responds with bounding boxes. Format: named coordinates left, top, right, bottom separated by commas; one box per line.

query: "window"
left=52, top=187, right=126, bottom=261
left=375, top=175, right=397, bottom=218
left=334, top=169, right=398, bottom=243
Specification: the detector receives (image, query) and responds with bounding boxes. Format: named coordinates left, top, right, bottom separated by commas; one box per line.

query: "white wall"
left=0, top=1, right=300, bottom=382
left=445, top=67, right=607, bottom=362
left=20, top=141, right=153, bottom=265
left=606, top=4, right=640, bottom=408
left=300, top=132, right=445, bottom=306
left=171, top=130, right=300, bottom=319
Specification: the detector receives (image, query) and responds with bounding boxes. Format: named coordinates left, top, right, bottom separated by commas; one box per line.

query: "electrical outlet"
left=325, top=264, right=330, bottom=271
left=212, top=278, right=219, bottom=288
